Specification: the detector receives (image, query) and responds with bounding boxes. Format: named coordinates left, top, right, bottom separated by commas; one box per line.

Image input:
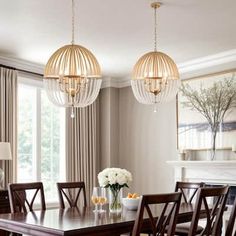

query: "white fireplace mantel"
left=166, top=160, right=236, bottom=169
left=166, top=160, right=236, bottom=185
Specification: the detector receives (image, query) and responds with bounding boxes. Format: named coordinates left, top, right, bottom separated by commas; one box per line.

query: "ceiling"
left=0, top=0, right=236, bottom=78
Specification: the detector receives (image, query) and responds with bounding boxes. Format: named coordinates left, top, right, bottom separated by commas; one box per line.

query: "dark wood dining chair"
left=175, top=181, right=205, bottom=204
left=187, top=186, right=229, bottom=236
left=8, top=182, right=46, bottom=213
left=57, top=181, right=87, bottom=209
left=132, top=192, right=182, bottom=236
left=174, top=181, right=205, bottom=235
left=225, top=197, right=236, bottom=236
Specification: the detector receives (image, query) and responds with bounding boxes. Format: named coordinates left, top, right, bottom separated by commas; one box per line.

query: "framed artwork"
left=177, top=70, right=236, bottom=151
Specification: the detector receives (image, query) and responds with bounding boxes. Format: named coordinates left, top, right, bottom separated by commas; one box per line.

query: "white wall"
left=100, top=86, right=178, bottom=195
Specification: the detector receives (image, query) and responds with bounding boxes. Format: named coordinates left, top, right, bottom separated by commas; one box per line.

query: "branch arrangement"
left=180, top=76, right=236, bottom=159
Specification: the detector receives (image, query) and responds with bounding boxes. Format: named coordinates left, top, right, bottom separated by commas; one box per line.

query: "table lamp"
left=0, top=142, right=12, bottom=188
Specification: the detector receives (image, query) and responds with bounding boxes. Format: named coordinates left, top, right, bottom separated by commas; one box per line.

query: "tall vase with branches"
left=180, top=77, right=236, bottom=160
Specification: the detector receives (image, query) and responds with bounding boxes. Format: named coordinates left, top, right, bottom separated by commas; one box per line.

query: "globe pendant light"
left=131, top=2, right=179, bottom=112
left=44, top=0, right=102, bottom=118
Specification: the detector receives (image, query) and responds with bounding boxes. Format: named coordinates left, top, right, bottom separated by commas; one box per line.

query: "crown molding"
left=0, top=55, right=44, bottom=74
left=101, top=77, right=130, bottom=89
left=1, top=49, right=236, bottom=88
left=178, top=49, right=236, bottom=74
left=101, top=77, right=112, bottom=88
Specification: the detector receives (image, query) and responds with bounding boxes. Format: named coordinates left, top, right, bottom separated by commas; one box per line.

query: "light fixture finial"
left=151, top=2, right=161, bottom=9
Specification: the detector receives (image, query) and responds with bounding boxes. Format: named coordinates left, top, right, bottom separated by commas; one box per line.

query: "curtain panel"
left=0, top=67, right=17, bottom=187
left=66, top=98, right=100, bottom=203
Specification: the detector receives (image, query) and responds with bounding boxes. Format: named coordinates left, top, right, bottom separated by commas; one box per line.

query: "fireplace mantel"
left=166, top=160, right=236, bottom=185
left=166, top=160, right=236, bottom=169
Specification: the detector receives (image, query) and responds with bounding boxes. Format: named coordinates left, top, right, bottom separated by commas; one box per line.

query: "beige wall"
left=118, top=87, right=177, bottom=194
left=99, top=87, right=119, bottom=169
left=100, top=86, right=178, bottom=194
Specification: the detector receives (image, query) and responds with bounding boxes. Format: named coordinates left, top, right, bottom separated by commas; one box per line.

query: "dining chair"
left=132, top=192, right=182, bottom=236
left=187, top=186, right=229, bottom=236
left=57, top=181, right=87, bottom=209
left=174, top=181, right=205, bottom=235
left=225, top=197, right=236, bottom=236
left=175, top=181, right=205, bottom=204
left=8, top=182, right=46, bottom=213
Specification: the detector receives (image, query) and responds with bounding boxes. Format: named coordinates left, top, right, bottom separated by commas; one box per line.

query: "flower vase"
left=109, top=188, right=122, bottom=213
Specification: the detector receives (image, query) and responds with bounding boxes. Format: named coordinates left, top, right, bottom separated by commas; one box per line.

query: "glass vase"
left=210, top=129, right=218, bottom=161
left=109, top=188, right=122, bottom=213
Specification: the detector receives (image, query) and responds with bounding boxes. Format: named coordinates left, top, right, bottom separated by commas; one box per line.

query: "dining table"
left=0, top=203, right=206, bottom=236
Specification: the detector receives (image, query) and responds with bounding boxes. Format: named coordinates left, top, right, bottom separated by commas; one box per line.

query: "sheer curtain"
left=65, top=98, right=100, bottom=202
left=0, top=67, right=17, bottom=187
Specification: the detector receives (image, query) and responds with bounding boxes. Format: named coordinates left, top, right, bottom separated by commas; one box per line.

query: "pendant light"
left=44, top=0, right=102, bottom=118
left=131, top=2, right=180, bottom=112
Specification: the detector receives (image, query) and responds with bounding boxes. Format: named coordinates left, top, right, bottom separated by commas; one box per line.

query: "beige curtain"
left=66, top=98, right=100, bottom=203
left=0, top=67, right=17, bottom=187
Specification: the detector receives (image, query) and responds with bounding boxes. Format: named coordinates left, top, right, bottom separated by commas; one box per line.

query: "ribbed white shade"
left=131, top=79, right=180, bottom=104
left=0, top=142, right=12, bottom=160
left=43, top=78, right=102, bottom=108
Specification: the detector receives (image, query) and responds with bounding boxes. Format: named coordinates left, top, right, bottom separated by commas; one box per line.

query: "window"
left=17, top=78, right=65, bottom=202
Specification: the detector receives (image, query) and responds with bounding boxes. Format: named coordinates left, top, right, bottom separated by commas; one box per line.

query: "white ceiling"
left=0, top=0, right=236, bottom=78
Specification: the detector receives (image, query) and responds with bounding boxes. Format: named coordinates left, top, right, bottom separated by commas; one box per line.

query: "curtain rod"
left=0, top=64, right=43, bottom=77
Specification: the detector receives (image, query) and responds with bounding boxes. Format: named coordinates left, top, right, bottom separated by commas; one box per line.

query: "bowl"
left=122, top=197, right=140, bottom=210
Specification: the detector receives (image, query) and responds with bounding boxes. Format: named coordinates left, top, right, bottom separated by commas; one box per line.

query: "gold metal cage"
left=44, top=44, right=101, bottom=79
left=132, top=51, right=179, bottom=80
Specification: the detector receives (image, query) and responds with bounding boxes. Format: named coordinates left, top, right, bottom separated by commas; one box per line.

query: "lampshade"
left=0, top=142, right=12, bottom=160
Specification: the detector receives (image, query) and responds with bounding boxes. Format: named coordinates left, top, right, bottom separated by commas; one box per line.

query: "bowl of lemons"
left=122, top=193, right=140, bottom=210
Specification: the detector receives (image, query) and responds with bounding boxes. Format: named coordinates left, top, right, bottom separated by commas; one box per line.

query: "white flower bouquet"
left=98, top=168, right=132, bottom=188
left=98, top=168, right=132, bottom=212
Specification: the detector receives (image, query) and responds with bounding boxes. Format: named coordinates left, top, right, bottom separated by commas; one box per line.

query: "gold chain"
left=154, top=6, right=157, bottom=51
left=71, top=0, right=75, bottom=44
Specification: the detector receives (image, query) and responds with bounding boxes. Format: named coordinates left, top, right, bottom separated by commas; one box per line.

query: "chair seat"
left=175, top=223, right=203, bottom=235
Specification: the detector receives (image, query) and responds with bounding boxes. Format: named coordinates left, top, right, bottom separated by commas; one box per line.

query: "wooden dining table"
left=0, top=203, right=204, bottom=236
